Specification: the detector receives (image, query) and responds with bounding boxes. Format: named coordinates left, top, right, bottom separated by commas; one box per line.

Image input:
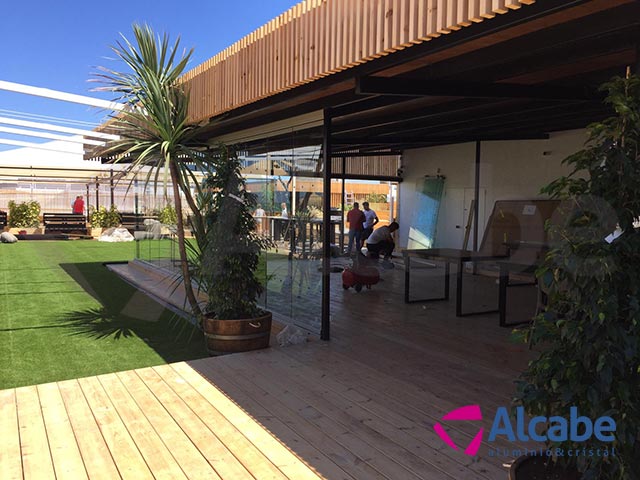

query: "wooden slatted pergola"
left=87, top=0, right=640, bottom=340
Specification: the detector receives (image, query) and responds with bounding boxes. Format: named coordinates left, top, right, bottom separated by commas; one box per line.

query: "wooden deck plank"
left=136, top=366, right=254, bottom=480
left=115, top=369, right=221, bottom=480
left=193, top=357, right=427, bottom=480
left=37, top=383, right=89, bottom=480
left=170, top=361, right=324, bottom=480
left=77, top=376, right=154, bottom=480
left=153, top=363, right=293, bottom=480
left=0, top=389, right=22, bottom=480
left=96, top=373, right=189, bottom=480
left=281, top=342, right=520, bottom=453
left=220, top=352, right=455, bottom=480
left=329, top=322, right=519, bottom=415
left=15, top=385, right=56, bottom=480
left=330, top=315, right=521, bottom=403
left=57, top=379, right=122, bottom=480
left=190, top=363, right=393, bottom=480
left=187, top=358, right=378, bottom=480
left=261, top=348, right=503, bottom=480
left=278, top=346, right=510, bottom=477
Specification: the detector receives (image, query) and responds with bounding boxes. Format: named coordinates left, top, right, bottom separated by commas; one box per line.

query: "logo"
left=433, top=405, right=484, bottom=456
left=434, top=405, right=617, bottom=458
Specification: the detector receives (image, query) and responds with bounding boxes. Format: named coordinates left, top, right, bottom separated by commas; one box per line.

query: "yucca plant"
left=94, top=24, right=210, bottom=318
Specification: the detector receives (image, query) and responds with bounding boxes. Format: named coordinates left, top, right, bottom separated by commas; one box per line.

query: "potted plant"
left=199, top=145, right=274, bottom=355
left=513, top=73, right=640, bottom=479
left=89, top=205, right=121, bottom=237
left=8, top=200, right=41, bottom=234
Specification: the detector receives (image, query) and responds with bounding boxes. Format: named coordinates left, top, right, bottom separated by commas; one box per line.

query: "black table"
left=403, top=248, right=507, bottom=317
left=497, top=260, right=539, bottom=327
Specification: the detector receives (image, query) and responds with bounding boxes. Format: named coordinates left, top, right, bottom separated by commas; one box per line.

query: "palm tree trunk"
left=169, top=162, right=203, bottom=321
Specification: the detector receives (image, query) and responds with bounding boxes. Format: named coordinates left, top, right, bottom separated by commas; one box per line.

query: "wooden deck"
left=1, top=261, right=535, bottom=479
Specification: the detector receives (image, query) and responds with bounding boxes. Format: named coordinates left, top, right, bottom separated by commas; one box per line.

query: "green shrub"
left=200, top=146, right=274, bottom=319
left=365, top=193, right=388, bottom=203
left=8, top=200, right=40, bottom=228
left=158, top=204, right=178, bottom=225
left=515, top=75, right=640, bottom=479
left=89, top=205, right=121, bottom=228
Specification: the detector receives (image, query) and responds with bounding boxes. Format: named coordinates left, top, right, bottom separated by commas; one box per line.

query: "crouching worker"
left=366, top=222, right=399, bottom=260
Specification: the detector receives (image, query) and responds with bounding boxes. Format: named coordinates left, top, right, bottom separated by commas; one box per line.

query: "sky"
left=0, top=0, right=299, bottom=152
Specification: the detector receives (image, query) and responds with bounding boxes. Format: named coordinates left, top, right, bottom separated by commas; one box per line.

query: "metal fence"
left=0, top=181, right=179, bottom=216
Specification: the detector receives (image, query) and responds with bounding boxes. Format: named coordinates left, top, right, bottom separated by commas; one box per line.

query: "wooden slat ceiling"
left=182, top=0, right=537, bottom=124
left=194, top=0, right=639, bottom=156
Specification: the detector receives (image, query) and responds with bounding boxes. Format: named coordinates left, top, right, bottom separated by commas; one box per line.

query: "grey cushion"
left=0, top=232, right=18, bottom=243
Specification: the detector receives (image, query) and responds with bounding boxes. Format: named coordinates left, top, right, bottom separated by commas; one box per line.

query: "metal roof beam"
left=0, top=80, right=123, bottom=111
left=356, top=76, right=601, bottom=101
left=0, top=116, right=119, bottom=140
left=0, top=126, right=105, bottom=146
left=334, top=133, right=550, bottom=147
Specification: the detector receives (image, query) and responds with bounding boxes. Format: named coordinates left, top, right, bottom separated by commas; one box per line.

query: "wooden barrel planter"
left=203, top=311, right=272, bottom=356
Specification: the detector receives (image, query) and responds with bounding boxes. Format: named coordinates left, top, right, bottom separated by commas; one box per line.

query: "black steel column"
left=134, top=178, right=139, bottom=214
left=95, top=177, right=100, bottom=210
left=340, top=156, right=346, bottom=253
left=321, top=108, right=332, bottom=341
left=473, top=141, right=481, bottom=251
left=110, top=169, right=115, bottom=207
left=85, top=184, right=90, bottom=212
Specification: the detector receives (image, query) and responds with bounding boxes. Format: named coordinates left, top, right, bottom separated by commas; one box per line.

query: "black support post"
left=95, top=177, right=100, bottom=210
left=134, top=179, right=139, bottom=215
left=321, top=108, right=332, bottom=341
left=473, top=141, right=481, bottom=252
left=110, top=169, right=115, bottom=207
left=340, top=156, right=346, bottom=253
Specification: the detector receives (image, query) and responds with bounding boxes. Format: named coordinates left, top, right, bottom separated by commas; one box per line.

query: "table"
left=403, top=248, right=507, bottom=317
left=497, top=260, right=539, bottom=327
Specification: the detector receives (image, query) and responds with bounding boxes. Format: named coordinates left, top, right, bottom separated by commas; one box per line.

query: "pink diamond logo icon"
left=434, top=405, right=484, bottom=456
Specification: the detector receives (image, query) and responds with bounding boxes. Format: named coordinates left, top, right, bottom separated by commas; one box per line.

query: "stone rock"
left=99, top=227, right=134, bottom=242
left=0, top=232, right=18, bottom=243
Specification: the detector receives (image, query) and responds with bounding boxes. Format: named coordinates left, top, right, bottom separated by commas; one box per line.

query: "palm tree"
left=94, top=24, right=207, bottom=319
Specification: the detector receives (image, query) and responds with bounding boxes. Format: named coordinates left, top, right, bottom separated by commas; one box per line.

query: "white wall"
left=398, top=129, right=588, bottom=249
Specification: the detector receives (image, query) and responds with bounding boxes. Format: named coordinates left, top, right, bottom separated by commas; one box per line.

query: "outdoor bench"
left=120, top=212, right=159, bottom=233
left=43, top=213, right=88, bottom=235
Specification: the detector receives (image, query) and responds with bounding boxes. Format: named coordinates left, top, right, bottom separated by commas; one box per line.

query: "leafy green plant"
left=200, top=145, right=273, bottom=319
left=365, top=193, right=388, bottom=203
left=515, top=74, right=640, bottom=480
left=158, top=204, right=178, bottom=225
left=8, top=200, right=40, bottom=228
left=89, top=205, right=121, bottom=228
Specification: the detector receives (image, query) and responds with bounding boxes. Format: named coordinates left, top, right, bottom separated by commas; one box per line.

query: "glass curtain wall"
left=126, top=133, right=327, bottom=334
left=244, top=134, right=325, bottom=335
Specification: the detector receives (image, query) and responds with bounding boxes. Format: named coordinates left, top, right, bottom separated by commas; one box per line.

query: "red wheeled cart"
left=342, top=265, right=380, bottom=292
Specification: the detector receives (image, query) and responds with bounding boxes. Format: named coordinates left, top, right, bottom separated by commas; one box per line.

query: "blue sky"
left=0, top=0, right=298, bottom=151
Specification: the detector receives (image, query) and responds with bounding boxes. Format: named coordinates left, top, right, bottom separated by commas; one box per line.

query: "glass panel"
left=240, top=134, right=324, bottom=335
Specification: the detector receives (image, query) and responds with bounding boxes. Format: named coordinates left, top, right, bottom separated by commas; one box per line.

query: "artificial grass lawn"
left=0, top=240, right=208, bottom=389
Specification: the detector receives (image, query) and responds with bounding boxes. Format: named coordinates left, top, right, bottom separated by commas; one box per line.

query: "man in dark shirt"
left=72, top=196, right=85, bottom=215
left=345, top=202, right=366, bottom=256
